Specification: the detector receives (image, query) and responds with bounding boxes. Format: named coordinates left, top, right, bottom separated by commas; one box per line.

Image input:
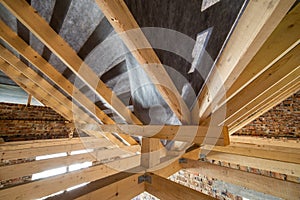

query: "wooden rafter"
left=191, top=0, right=296, bottom=124
left=0, top=0, right=142, bottom=126
left=145, top=173, right=216, bottom=200
left=95, top=0, right=191, bottom=124
left=0, top=21, right=138, bottom=145
left=212, top=44, right=300, bottom=128
left=181, top=160, right=300, bottom=199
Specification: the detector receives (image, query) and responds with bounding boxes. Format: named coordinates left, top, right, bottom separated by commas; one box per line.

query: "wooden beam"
left=204, top=151, right=300, bottom=178
left=0, top=0, right=142, bottom=126
left=0, top=145, right=139, bottom=181
left=202, top=144, right=300, bottom=164
left=26, top=94, right=31, bottom=106
left=95, top=0, right=190, bottom=124
left=192, top=0, right=295, bottom=124
left=80, top=124, right=229, bottom=146
left=181, top=160, right=300, bottom=200
left=223, top=4, right=300, bottom=107
left=229, top=80, right=300, bottom=133
left=0, top=138, right=113, bottom=161
left=0, top=21, right=137, bottom=145
left=152, top=159, right=182, bottom=178
left=218, top=45, right=300, bottom=127
left=0, top=155, right=140, bottom=199
left=141, top=138, right=161, bottom=168
left=74, top=173, right=143, bottom=200
left=0, top=138, right=88, bottom=151
left=230, top=136, right=300, bottom=149
left=0, top=61, right=73, bottom=121
left=145, top=173, right=216, bottom=200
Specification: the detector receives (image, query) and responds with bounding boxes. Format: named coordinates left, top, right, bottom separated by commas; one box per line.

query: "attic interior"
left=0, top=0, right=299, bottom=199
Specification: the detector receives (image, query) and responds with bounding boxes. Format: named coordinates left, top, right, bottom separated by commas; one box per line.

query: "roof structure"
left=0, top=0, right=299, bottom=199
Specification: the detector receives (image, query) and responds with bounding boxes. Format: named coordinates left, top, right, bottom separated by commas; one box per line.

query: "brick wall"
left=0, top=103, right=76, bottom=141
left=234, top=91, right=300, bottom=138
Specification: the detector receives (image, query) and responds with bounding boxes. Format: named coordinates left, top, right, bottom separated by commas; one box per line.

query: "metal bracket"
left=138, top=174, right=152, bottom=184
left=178, top=158, right=187, bottom=163
left=199, top=153, right=206, bottom=161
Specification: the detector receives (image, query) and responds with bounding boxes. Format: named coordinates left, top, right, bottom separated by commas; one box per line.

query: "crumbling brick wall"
left=234, top=91, right=300, bottom=138
left=0, top=103, right=76, bottom=141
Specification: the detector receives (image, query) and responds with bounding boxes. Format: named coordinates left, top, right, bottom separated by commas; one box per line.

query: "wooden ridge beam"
left=0, top=145, right=140, bottom=181
left=202, top=144, right=300, bottom=164
left=145, top=173, right=216, bottom=200
left=0, top=0, right=142, bottom=126
left=0, top=155, right=140, bottom=199
left=79, top=124, right=229, bottom=146
left=215, top=45, right=300, bottom=127
left=192, top=0, right=295, bottom=124
left=95, top=0, right=191, bottom=124
left=0, top=21, right=137, bottom=145
left=181, top=160, right=300, bottom=200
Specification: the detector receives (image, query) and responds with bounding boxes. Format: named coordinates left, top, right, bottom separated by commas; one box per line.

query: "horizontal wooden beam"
left=0, top=0, right=142, bottom=125
left=145, top=173, right=216, bottom=200
left=74, top=173, right=143, bottom=200
left=0, top=138, right=91, bottom=151
left=0, top=138, right=113, bottom=160
left=0, top=145, right=140, bottom=181
left=230, top=136, right=300, bottom=149
left=204, top=151, right=300, bottom=178
left=192, top=0, right=295, bottom=124
left=95, top=0, right=190, bottom=124
left=202, top=144, right=300, bottom=164
left=79, top=124, right=229, bottom=146
left=0, top=155, right=140, bottom=199
left=0, top=20, right=137, bottom=145
left=181, top=160, right=300, bottom=200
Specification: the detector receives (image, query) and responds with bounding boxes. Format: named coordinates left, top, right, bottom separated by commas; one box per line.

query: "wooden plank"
left=230, top=136, right=300, bottom=149
left=0, top=21, right=137, bottom=145
left=0, top=61, right=73, bottom=121
left=218, top=45, right=300, bottom=126
left=95, top=0, right=191, bottom=124
left=202, top=144, right=300, bottom=164
left=74, top=173, right=143, bottom=200
left=204, top=151, right=300, bottom=178
left=0, top=0, right=142, bottom=126
left=0, top=145, right=139, bottom=180
left=192, top=0, right=295, bottom=124
left=181, top=160, right=300, bottom=200
left=222, top=4, right=300, bottom=107
left=0, top=138, right=113, bottom=160
left=145, top=173, right=216, bottom=200
left=0, top=155, right=140, bottom=199
left=0, top=138, right=96, bottom=150
left=229, top=80, right=300, bottom=133
left=152, top=160, right=182, bottom=178
left=141, top=138, right=161, bottom=168
left=81, top=124, right=229, bottom=145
